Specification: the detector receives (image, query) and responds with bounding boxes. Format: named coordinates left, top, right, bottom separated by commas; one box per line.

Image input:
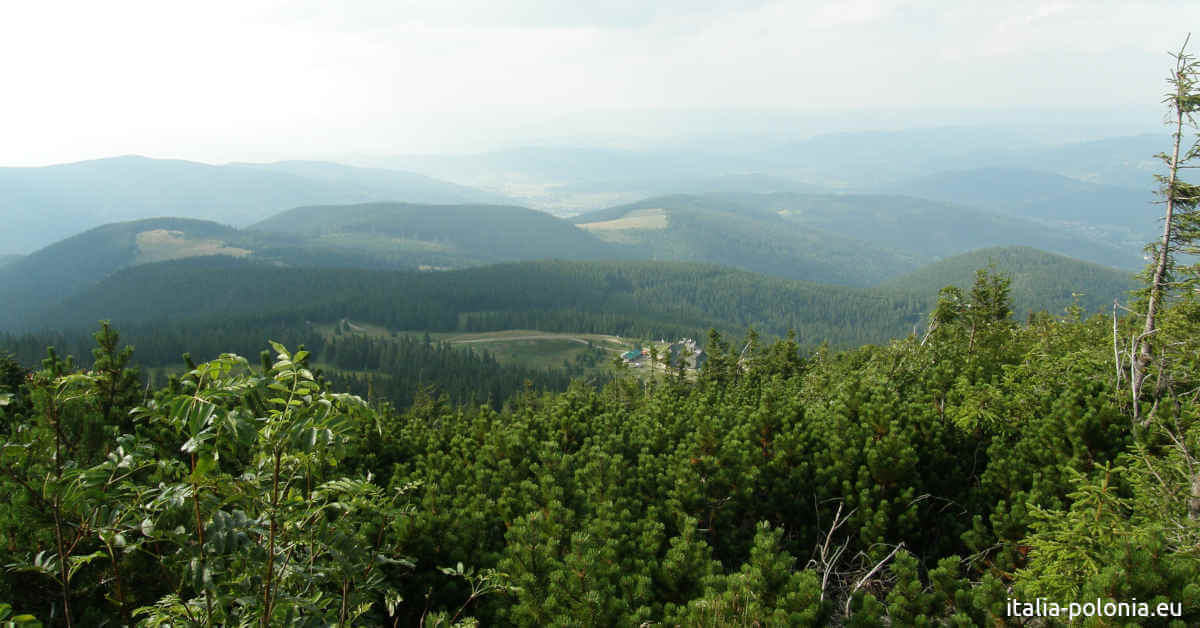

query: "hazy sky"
left=0, top=0, right=1195, bottom=166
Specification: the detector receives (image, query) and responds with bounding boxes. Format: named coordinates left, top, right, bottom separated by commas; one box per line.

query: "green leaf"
left=384, top=590, right=404, bottom=615
left=67, top=551, right=107, bottom=582
left=180, top=431, right=215, bottom=454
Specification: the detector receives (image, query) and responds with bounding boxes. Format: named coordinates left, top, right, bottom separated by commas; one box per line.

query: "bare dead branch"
left=844, top=542, right=905, bottom=617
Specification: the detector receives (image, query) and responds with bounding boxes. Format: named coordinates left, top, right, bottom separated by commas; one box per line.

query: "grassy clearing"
left=577, top=208, right=668, bottom=243
left=475, top=338, right=596, bottom=367
left=134, top=229, right=252, bottom=264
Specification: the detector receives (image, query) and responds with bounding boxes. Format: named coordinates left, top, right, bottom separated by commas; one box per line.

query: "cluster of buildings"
left=620, top=347, right=651, bottom=366
left=619, top=338, right=706, bottom=370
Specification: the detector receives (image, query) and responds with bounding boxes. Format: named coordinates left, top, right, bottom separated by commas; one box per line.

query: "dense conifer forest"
left=3, top=261, right=1200, bottom=625
left=10, top=253, right=1132, bottom=347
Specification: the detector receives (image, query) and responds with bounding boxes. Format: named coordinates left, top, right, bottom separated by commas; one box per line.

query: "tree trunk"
left=1134, top=46, right=1190, bottom=424
left=1190, top=472, right=1200, bottom=521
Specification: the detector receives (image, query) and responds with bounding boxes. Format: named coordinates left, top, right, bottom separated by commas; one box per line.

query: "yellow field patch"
left=135, top=229, right=252, bottom=264
left=578, top=208, right=669, bottom=232
left=577, top=208, right=668, bottom=243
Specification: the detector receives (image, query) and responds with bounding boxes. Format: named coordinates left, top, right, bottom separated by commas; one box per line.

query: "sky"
left=0, top=0, right=1195, bottom=166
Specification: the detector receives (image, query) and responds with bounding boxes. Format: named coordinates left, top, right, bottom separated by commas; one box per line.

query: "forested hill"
left=0, top=217, right=249, bottom=328
left=249, top=201, right=621, bottom=264
left=12, top=251, right=1132, bottom=349
left=0, top=206, right=622, bottom=328
left=1, top=201, right=1138, bottom=339
left=572, top=195, right=922, bottom=286
left=880, top=246, right=1138, bottom=317
left=24, top=257, right=930, bottom=348
left=2, top=189, right=1141, bottom=327
left=572, top=193, right=1138, bottom=285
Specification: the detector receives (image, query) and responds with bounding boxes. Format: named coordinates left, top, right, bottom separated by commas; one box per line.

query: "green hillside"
left=573, top=195, right=921, bottom=286
left=22, top=257, right=927, bottom=348
left=16, top=248, right=1135, bottom=351
left=880, top=246, right=1137, bottom=317
left=0, top=217, right=251, bottom=328
left=2, top=194, right=1145, bottom=335
left=0, top=203, right=620, bottom=328
left=2, top=188, right=1147, bottom=337
left=573, top=192, right=1140, bottom=285
left=250, top=201, right=622, bottom=265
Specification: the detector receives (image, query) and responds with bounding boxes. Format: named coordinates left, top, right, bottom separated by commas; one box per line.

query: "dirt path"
left=450, top=334, right=627, bottom=353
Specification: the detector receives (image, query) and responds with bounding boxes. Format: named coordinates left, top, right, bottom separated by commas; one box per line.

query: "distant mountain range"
left=0, top=194, right=1143, bottom=333
left=882, top=167, right=1156, bottom=250
left=2, top=132, right=1167, bottom=258
left=364, top=130, right=1168, bottom=209
left=0, top=156, right=508, bottom=255
left=371, top=127, right=1051, bottom=193
left=757, top=130, right=1167, bottom=190
left=0, top=134, right=1169, bottom=335
left=1003, top=134, right=1165, bottom=189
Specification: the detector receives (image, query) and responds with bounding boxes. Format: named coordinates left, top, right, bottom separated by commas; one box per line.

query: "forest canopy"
left=2, top=256, right=1200, bottom=626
